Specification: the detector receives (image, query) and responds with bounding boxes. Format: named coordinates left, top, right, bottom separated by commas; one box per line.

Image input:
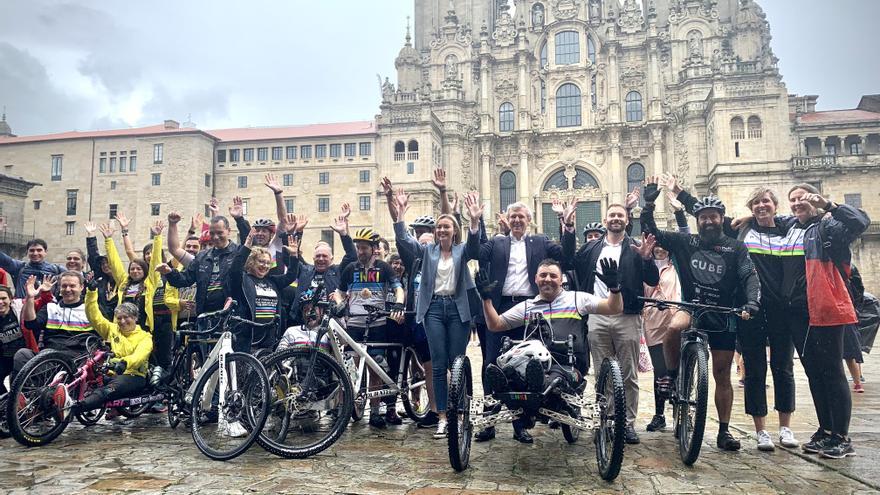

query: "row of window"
left=98, top=150, right=139, bottom=174
left=217, top=142, right=371, bottom=163
left=235, top=170, right=372, bottom=189
left=730, top=116, right=763, bottom=140
left=501, top=86, right=643, bottom=131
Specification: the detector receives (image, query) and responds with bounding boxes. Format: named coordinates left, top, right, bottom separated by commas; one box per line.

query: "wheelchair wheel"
left=7, top=350, right=76, bottom=447
left=594, top=358, right=625, bottom=482
left=76, top=406, right=106, bottom=426
left=561, top=408, right=580, bottom=444
left=118, top=401, right=151, bottom=418
left=447, top=355, right=473, bottom=472
left=400, top=348, right=430, bottom=422
left=0, top=393, right=10, bottom=438
left=678, top=343, right=709, bottom=466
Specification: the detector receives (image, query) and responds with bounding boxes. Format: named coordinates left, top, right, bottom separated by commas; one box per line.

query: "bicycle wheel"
left=447, top=355, right=473, bottom=472
left=76, top=406, right=106, bottom=426
left=167, top=348, right=194, bottom=429
left=190, top=352, right=270, bottom=461
left=256, top=347, right=353, bottom=458
left=400, top=348, right=430, bottom=422
left=561, top=407, right=581, bottom=444
left=0, top=393, right=10, bottom=438
left=351, top=362, right=368, bottom=422
left=594, top=358, right=625, bottom=482
left=678, top=343, right=709, bottom=466
left=7, top=350, right=76, bottom=447
left=117, top=401, right=151, bottom=418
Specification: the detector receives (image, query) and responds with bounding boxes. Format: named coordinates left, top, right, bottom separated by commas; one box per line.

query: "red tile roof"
left=799, top=109, right=880, bottom=125
left=208, top=121, right=376, bottom=142
left=0, top=124, right=207, bottom=145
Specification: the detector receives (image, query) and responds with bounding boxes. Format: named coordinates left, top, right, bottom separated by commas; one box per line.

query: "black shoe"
left=385, top=408, right=403, bottom=425
left=513, top=429, right=534, bottom=444
left=525, top=360, right=545, bottom=394
left=717, top=430, right=741, bottom=451
left=624, top=425, right=641, bottom=444
left=475, top=426, right=496, bottom=442
left=417, top=411, right=440, bottom=428
left=646, top=415, right=666, bottom=432
left=820, top=434, right=856, bottom=459
left=368, top=412, right=387, bottom=429
left=485, top=364, right=510, bottom=394
left=802, top=429, right=833, bottom=454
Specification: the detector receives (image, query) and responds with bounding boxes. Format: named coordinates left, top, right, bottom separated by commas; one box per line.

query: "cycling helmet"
left=409, top=215, right=436, bottom=229
left=252, top=218, right=276, bottom=230
left=299, top=283, right=327, bottom=306
left=582, top=222, right=606, bottom=235
left=353, top=228, right=378, bottom=244
left=497, top=340, right=552, bottom=375
left=692, top=196, right=726, bottom=217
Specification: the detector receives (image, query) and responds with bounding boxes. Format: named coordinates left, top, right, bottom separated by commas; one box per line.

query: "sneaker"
left=485, top=364, right=510, bottom=394
left=385, top=408, right=403, bottom=425
left=779, top=427, right=800, bottom=448
left=52, top=385, right=71, bottom=422
left=524, top=359, right=545, bottom=394
left=417, top=411, right=440, bottom=428
left=368, top=412, right=387, bottom=429
left=646, top=415, right=666, bottom=432
left=853, top=382, right=865, bottom=394
left=861, top=375, right=866, bottom=384
left=820, top=434, right=855, bottom=459
left=802, top=429, right=832, bottom=454
left=624, top=425, right=640, bottom=444
left=716, top=430, right=741, bottom=451
left=475, top=426, right=496, bottom=442
left=433, top=420, right=448, bottom=439
left=221, top=420, right=248, bottom=438
left=757, top=430, right=775, bottom=451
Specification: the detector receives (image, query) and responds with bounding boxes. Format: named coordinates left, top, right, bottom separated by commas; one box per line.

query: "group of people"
left=0, top=168, right=870, bottom=462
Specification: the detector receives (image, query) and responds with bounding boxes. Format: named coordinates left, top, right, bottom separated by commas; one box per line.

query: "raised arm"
left=166, top=211, right=189, bottom=264
left=84, top=288, right=113, bottom=340
left=463, top=191, right=484, bottom=261
left=146, top=221, right=165, bottom=289
left=432, top=168, right=451, bottom=215
left=84, top=222, right=102, bottom=271
left=100, top=223, right=127, bottom=286
left=380, top=177, right=399, bottom=223
left=114, top=213, right=137, bottom=262
left=265, top=173, right=287, bottom=225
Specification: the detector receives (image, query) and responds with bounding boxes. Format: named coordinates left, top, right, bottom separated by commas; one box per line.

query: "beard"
left=606, top=221, right=626, bottom=233
left=698, top=224, right=722, bottom=242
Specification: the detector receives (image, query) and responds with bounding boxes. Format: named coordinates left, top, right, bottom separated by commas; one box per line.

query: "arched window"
left=543, top=169, right=570, bottom=190
left=626, top=163, right=646, bottom=206
left=730, top=117, right=744, bottom=140
left=747, top=116, right=762, bottom=139
left=555, top=31, right=580, bottom=65
left=394, top=141, right=405, bottom=161
left=540, top=41, right=548, bottom=67
left=407, top=139, right=419, bottom=160
left=587, top=35, right=596, bottom=64
left=573, top=168, right=599, bottom=189
left=543, top=168, right=599, bottom=191
left=541, top=168, right=600, bottom=240
left=499, top=102, right=515, bottom=132
left=500, top=171, right=517, bottom=212
left=556, top=83, right=582, bottom=128
left=625, top=91, right=643, bottom=122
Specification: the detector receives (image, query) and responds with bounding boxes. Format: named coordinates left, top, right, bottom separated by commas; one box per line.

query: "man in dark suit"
left=476, top=201, right=563, bottom=444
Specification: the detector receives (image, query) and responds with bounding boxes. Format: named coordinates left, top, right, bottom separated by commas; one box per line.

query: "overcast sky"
left=1, top=0, right=877, bottom=136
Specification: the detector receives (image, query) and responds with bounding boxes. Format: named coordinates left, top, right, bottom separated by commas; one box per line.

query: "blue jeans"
left=424, top=297, right=469, bottom=412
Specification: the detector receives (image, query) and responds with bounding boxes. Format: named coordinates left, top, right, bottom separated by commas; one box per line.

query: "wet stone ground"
left=1, top=346, right=878, bottom=494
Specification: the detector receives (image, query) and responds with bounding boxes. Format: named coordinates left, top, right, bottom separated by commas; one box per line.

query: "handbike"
left=446, top=312, right=627, bottom=481
left=638, top=297, right=742, bottom=466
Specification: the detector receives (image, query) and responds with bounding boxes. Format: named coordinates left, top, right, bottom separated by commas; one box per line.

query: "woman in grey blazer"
left=392, top=190, right=484, bottom=438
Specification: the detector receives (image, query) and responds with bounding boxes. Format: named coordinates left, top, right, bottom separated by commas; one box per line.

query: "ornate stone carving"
left=588, top=0, right=602, bottom=21
left=552, top=0, right=581, bottom=20
left=492, top=8, right=517, bottom=48
left=687, top=29, right=703, bottom=59
left=620, top=66, right=646, bottom=89
left=495, top=79, right=517, bottom=101
left=617, top=0, right=644, bottom=34
left=532, top=3, right=545, bottom=28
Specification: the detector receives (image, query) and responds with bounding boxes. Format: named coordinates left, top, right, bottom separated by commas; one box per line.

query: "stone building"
left=0, top=0, right=877, bottom=290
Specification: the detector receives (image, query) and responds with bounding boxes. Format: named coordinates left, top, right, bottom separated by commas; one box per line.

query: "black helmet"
left=252, top=218, right=276, bottom=230
left=409, top=215, right=436, bottom=229
left=692, top=196, right=726, bottom=217
left=299, top=282, right=327, bottom=306
left=582, top=222, right=606, bottom=236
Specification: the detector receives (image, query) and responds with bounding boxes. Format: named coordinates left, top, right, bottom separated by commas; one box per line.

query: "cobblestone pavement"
left=0, top=345, right=877, bottom=494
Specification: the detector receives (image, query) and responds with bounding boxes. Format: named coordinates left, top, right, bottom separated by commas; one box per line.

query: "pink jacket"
left=642, top=262, right=681, bottom=347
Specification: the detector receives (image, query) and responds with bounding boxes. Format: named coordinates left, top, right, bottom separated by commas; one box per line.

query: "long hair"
left=436, top=214, right=462, bottom=245
left=127, top=258, right=149, bottom=286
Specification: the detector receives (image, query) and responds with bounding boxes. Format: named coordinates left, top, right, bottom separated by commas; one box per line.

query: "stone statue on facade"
left=380, top=76, right=395, bottom=103
left=589, top=0, right=602, bottom=21
left=687, top=30, right=703, bottom=59
left=532, top=4, right=544, bottom=28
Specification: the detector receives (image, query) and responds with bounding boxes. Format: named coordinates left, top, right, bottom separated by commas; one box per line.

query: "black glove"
left=643, top=182, right=661, bottom=203
left=474, top=270, right=497, bottom=301
left=85, top=273, right=99, bottom=291
left=594, top=258, right=620, bottom=292
left=329, top=301, right=347, bottom=318
left=742, top=302, right=760, bottom=318
left=110, top=359, right=127, bottom=375
left=389, top=302, right=405, bottom=313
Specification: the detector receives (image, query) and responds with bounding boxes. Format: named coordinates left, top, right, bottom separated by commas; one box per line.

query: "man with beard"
left=475, top=202, right=563, bottom=444
left=561, top=203, right=658, bottom=444
left=640, top=176, right=760, bottom=452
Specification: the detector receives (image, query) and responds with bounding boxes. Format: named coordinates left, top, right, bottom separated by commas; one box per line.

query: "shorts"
left=347, top=325, right=387, bottom=359
left=707, top=330, right=737, bottom=352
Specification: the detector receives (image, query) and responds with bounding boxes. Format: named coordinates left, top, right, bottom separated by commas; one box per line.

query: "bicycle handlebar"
left=362, top=304, right=415, bottom=317
left=638, top=297, right=741, bottom=315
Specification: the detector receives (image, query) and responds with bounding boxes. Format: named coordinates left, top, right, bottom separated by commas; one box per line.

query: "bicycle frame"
left=187, top=330, right=237, bottom=413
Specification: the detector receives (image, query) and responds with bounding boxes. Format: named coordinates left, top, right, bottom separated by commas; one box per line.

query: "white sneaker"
left=433, top=420, right=448, bottom=439
left=757, top=430, right=775, bottom=451
left=779, top=427, right=799, bottom=448
left=220, top=419, right=248, bottom=438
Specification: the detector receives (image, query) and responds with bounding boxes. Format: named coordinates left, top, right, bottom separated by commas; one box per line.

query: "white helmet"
left=497, top=340, right=552, bottom=377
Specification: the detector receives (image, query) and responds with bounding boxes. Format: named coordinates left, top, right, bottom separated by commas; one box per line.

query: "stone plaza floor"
left=0, top=343, right=878, bottom=494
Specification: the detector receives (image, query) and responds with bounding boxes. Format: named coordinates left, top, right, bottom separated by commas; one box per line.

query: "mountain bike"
left=639, top=297, right=742, bottom=465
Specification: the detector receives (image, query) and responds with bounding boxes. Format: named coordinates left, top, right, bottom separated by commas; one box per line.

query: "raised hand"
left=330, top=213, right=349, bottom=236
left=264, top=173, right=283, bottom=194
left=474, top=270, right=497, bottom=300
left=380, top=177, right=393, bottom=197
left=464, top=191, right=484, bottom=220
left=84, top=221, right=98, bottom=237
left=394, top=188, right=410, bottom=217
left=451, top=192, right=461, bottom=215
left=191, top=212, right=204, bottom=231
left=229, top=196, right=244, bottom=218
left=660, top=173, right=682, bottom=194
left=800, top=192, right=830, bottom=210
left=551, top=197, right=565, bottom=216
left=562, top=200, right=577, bottom=226
left=632, top=233, right=656, bottom=260
left=295, top=214, right=309, bottom=233
left=115, top=212, right=131, bottom=230
left=496, top=212, right=511, bottom=235
left=431, top=168, right=447, bottom=191
left=151, top=220, right=166, bottom=236
left=25, top=275, right=40, bottom=299
left=625, top=186, right=641, bottom=210
left=283, top=213, right=298, bottom=235
left=39, top=275, right=57, bottom=293
left=340, top=202, right=352, bottom=220
left=209, top=197, right=220, bottom=216
left=155, top=263, right=173, bottom=275
left=666, top=190, right=684, bottom=212
left=167, top=211, right=182, bottom=225
left=98, top=223, right=115, bottom=239
left=244, top=229, right=255, bottom=248
left=594, top=258, right=620, bottom=291
left=643, top=176, right=661, bottom=203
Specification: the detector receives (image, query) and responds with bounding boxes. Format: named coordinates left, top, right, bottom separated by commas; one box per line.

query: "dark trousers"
left=484, top=297, right=529, bottom=433
left=151, top=313, right=174, bottom=369
left=647, top=344, right=667, bottom=417
left=737, top=308, right=797, bottom=417
left=793, top=323, right=851, bottom=436
left=73, top=375, right=147, bottom=414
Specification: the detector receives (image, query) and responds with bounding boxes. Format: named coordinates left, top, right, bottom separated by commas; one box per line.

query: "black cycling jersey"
left=641, top=203, right=760, bottom=331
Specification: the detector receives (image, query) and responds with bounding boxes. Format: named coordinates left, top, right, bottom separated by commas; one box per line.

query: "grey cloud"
left=138, top=85, right=232, bottom=127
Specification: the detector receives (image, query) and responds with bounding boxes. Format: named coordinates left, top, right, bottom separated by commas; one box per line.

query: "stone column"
left=648, top=40, right=662, bottom=120
left=608, top=128, right=622, bottom=202
left=651, top=126, right=666, bottom=213
left=607, top=44, right=620, bottom=123
left=518, top=139, right=530, bottom=205
left=480, top=141, right=493, bottom=219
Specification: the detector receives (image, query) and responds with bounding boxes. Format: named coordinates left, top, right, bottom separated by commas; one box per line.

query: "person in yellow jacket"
left=53, top=288, right=153, bottom=419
